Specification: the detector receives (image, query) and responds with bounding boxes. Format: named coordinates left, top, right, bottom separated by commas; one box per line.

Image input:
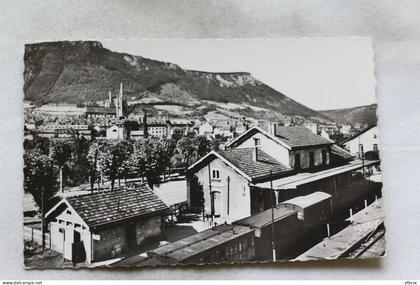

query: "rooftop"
left=279, top=191, right=332, bottom=209
left=217, top=148, right=290, bottom=180
left=254, top=159, right=380, bottom=190
left=274, top=126, right=333, bottom=148
left=149, top=224, right=253, bottom=262
left=234, top=207, right=297, bottom=229
left=64, top=184, right=168, bottom=228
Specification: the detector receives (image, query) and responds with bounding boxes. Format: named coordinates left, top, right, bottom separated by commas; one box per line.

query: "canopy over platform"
left=254, top=160, right=380, bottom=190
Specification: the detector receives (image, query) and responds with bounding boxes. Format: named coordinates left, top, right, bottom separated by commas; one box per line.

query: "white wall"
left=232, top=132, right=290, bottom=167
left=49, top=204, right=92, bottom=263
left=195, top=157, right=251, bottom=223
left=344, top=126, right=379, bottom=156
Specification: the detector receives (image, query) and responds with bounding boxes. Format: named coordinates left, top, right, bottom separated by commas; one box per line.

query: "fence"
left=23, top=225, right=50, bottom=248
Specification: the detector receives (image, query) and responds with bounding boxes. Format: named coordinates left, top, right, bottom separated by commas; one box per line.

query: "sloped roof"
left=217, top=148, right=290, bottom=180
left=65, top=184, right=168, bottom=228
left=274, top=126, right=333, bottom=148
left=280, top=191, right=331, bottom=209
left=234, top=207, right=297, bottom=229
left=149, top=224, right=253, bottom=262
left=342, top=125, right=377, bottom=144
left=330, top=144, right=354, bottom=160
left=85, top=107, right=115, bottom=114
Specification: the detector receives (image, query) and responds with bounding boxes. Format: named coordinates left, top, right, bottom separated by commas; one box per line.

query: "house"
left=187, top=147, right=290, bottom=223
left=342, top=125, right=379, bottom=158
left=106, top=125, right=126, bottom=140
left=187, top=125, right=359, bottom=223
left=199, top=122, right=213, bottom=135
left=130, top=130, right=145, bottom=140
left=225, top=125, right=334, bottom=170
left=45, top=184, right=169, bottom=264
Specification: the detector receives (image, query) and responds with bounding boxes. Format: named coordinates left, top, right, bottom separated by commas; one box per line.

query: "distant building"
left=45, top=184, right=169, bottom=263
left=342, top=125, right=379, bottom=158
left=130, top=130, right=144, bottom=140
left=106, top=125, right=126, bottom=140
left=37, top=104, right=86, bottom=116
left=199, top=122, right=213, bottom=135
left=85, top=107, right=116, bottom=119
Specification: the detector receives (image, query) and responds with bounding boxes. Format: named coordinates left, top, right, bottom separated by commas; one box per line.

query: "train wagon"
left=234, top=206, right=300, bottom=261
left=147, top=224, right=256, bottom=265
left=278, top=191, right=333, bottom=224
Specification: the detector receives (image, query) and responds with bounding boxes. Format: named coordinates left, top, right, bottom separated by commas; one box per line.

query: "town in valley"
left=23, top=41, right=384, bottom=268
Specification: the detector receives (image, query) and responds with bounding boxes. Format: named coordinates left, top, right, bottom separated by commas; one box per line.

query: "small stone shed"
left=45, top=184, right=169, bottom=264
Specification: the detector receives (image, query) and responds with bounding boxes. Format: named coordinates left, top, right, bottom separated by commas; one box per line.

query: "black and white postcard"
left=23, top=39, right=384, bottom=268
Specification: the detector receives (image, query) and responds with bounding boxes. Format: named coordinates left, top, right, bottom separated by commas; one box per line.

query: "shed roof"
left=149, top=224, right=253, bottom=262
left=63, top=184, right=168, bottom=228
left=234, top=207, right=297, bottom=229
left=274, top=126, right=333, bottom=148
left=280, top=192, right=331, bottom=209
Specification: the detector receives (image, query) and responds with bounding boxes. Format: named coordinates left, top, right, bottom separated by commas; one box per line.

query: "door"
left=211, top=191, right=222, bottom=217
left=63, top=224, right=73, bottom=261
left=126, top=223, right=138, bottom=251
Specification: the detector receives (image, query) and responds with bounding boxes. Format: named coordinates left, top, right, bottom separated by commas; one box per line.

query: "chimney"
left=252, top=138, right=260, bottom=162
left=270, top=122, right=277, bottom=136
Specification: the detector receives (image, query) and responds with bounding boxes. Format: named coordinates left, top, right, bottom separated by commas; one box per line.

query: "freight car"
left=147, top=224, right=255, bottom=265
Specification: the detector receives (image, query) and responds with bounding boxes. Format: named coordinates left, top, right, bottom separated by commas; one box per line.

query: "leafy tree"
left=49, top=140, right=73, bottom=192
left=132, top=138, right=171, bottom=188
left=87, top=142, right=101, bottom=192
left=97, top=141, right=133, bottom=190
left=69, top=137, right=91, bottom=186
left=23, top=150, right=58, bottom=213
left=176, top=136, right=197, bottom=165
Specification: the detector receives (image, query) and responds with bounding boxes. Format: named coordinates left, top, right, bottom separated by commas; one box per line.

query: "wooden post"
left=227, top=176, right=231, bottom=216
left=41, top=185, right=45, bottom=250
left=60, top=167, right=63, bottom=193
left=270, top=170, right=276, bottom=262
left=349, top=208, right=353, bottom=218
left=327, top=223, right=331, bottom=239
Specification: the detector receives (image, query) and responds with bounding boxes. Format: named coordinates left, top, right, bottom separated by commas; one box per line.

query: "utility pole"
left=361, top=145, right=365, bottom=178
left=41, top=185, right=45, bottom=251
left=270, top=170, right=276, bottom=261
left=227, top=176, right=231, bottom=216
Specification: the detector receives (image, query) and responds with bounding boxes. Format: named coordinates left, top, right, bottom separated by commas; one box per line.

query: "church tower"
left=114, top=82, right=124, bottom=118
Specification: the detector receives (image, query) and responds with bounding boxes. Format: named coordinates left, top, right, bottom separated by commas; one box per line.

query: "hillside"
left=24, top=41, right=332, bottom=123
left=319, top=104, right=377, bottom=127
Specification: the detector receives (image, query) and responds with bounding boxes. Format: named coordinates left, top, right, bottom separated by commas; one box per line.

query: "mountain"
left=24, top=41, right=332, bottom=123
left=319, top=104, right=377, bottom=127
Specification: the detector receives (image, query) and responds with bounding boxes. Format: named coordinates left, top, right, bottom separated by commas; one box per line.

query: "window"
left=309, top=151, right=315, bottom=167
left=254, top=138, right=261, bottom=147
left=212, top=169, right=220, bottom=180
left=322, top=150, right=327, bottom=165
left=373, top=134, right=377, bottom=139
left=294, top=153, right=301, bottom=170
left=373, top=144, right=378, bottom=151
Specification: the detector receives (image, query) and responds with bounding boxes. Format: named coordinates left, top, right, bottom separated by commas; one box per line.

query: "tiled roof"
left=66, top=184, right=168, bottom=227
left=274, top=126, right=333, bottom=148
left=218, top=148, right=290, bottom=180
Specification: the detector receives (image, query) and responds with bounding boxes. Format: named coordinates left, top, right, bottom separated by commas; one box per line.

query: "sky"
left=103, top=38, right=376, bottom=110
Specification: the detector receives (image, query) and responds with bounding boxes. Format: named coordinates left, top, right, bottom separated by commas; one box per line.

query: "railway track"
left=346, top=226, right=385, bottom=259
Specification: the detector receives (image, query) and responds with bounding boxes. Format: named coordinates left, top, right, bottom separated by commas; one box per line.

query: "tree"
left=132, top=138, right=171, bottom=188
left=49, top=140, right=73, bottom=192
left=87, top=142, right=101, bottom=192
left=97, top=141, right=133, bottom=190
left=176, top=136, right=197, bottom=165
left=70, top=137, right=91, bottom=186
left=24, top=150, right=58, bottom=213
